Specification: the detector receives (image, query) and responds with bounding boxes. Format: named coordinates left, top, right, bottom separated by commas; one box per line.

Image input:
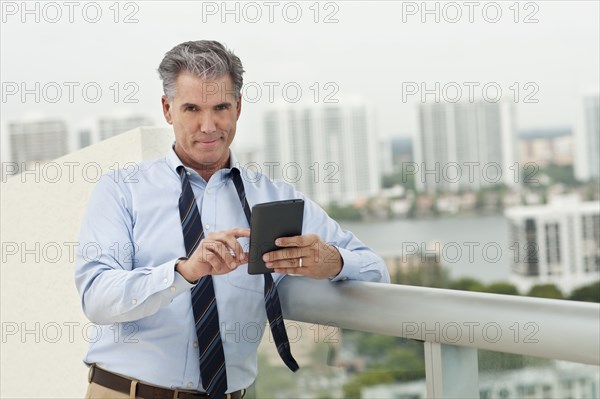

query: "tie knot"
left=177, top=166, right=192, bottom=188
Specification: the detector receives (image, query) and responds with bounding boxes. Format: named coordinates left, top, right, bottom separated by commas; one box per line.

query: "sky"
left=1, top=0, right=599, bottom=159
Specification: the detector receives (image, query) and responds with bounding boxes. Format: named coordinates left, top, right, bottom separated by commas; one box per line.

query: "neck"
left=174, top=146, right=231, bottom=182
left=195, top=161, right=229, bottom=182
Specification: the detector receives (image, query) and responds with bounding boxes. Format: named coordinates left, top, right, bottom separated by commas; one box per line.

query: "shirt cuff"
left=153, top=258, right=197, bottom=302
left=329, top=246, right=356, bottom=282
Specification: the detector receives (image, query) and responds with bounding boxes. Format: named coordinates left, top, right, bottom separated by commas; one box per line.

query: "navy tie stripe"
left=178, top=167, right=228, bottom=399
left=177, top=166, right=299, bottom=399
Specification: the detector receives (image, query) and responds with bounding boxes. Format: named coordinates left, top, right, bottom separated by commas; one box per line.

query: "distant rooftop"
left=519, top=127, right=572, bottom=140
left=505, top=194, right=599, bottom=217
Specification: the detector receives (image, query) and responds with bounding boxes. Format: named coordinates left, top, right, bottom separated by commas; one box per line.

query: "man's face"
left=162, top=72, right=241, bottom=175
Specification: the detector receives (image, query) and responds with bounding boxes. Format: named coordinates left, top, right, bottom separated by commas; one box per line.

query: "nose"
left=199, top=111, right=217, bottom=135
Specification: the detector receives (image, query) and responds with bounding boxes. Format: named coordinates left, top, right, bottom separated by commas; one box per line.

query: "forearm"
left=76, top=258, right=194, bottom=324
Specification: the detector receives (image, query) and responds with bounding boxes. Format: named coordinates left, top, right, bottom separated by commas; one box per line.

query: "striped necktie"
left=230, top=168, right=299, bottom=373
left=177, top=166, right=299, bottom=398
left=178, top=166, right=227, bottom=398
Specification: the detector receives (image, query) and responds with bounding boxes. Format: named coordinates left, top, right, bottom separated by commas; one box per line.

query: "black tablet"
left=247, top=199, right=305, bottom=275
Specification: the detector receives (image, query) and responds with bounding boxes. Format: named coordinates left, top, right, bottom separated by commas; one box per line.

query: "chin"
left=197, top=154, right=224, bottom=165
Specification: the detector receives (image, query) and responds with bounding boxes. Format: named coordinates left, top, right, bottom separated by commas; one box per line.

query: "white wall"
left=0, top=127, right=173, bottom=398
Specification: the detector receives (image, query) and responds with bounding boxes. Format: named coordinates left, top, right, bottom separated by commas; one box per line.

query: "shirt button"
left=170, top=286, right=176, bottom=292
left=131, top=299, right=137, bottom=305
left=206, top=188, right=211, bottom=194
left=194, top=341, right=199, bottom=348
left=187, top=382, right=193, bottom=388
left=186, top=171, right=191, bottom=176
left=205, top=224, right=210, bottom=230
left=163, top=278, right=168, bottom=283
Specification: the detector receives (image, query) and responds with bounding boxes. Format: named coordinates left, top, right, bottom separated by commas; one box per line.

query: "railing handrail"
left=278, top=277, right=600, bottom=365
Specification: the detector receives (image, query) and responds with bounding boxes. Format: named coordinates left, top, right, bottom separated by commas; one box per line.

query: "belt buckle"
left=87, top=365, right=96, bottom=384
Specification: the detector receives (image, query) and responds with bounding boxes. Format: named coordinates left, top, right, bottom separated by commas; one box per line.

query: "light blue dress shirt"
left=74, top=145, right=390, bottom=392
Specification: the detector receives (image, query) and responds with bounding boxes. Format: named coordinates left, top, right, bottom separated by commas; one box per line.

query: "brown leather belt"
left=88, top=365, right=245, bottom=399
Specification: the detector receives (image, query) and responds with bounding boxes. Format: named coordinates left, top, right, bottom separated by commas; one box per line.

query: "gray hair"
left=157, top=40, right=244, bottom=101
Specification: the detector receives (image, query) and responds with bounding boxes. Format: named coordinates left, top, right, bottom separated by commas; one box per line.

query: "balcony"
left=273, top=277, right=600, bottom=398
left=1, top=127, right=598, bottom=398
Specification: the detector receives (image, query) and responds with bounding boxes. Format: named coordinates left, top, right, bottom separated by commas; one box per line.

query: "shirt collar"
left=166, top=142, right=241, bottom=180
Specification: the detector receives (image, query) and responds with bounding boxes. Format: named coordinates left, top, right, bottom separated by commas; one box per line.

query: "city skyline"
left=2, top=1, right=599, bottom=161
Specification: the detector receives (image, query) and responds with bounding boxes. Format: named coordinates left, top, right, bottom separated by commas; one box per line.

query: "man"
left=75, top=40, right=389, bottom=399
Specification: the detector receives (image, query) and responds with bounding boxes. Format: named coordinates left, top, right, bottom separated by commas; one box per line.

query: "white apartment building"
left=505, top=195, right=600, bottom=295
left=6, top=118, right=70, bottom=175
left=98, top=114, right=155, bottom=141
left=262, top=100, right=380, bottom=205
left=414, top=101, right=517, bottom=193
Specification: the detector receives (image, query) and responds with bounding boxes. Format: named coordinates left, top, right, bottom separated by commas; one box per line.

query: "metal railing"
left=278, top=277, right=600, bottom=398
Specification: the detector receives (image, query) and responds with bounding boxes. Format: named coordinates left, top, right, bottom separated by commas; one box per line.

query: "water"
left=339, top=215, right=511, bottom=283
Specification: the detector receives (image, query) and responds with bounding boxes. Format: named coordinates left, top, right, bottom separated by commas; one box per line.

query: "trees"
left=486, top=282, right=519, bottom=296
left=326, top=203, right=362, bottom=221
left=448, top=277, right=486, bottom=292
left=342, top=334, right=424, bottom=398
left=568, top=281, right=600, bottom=303
left=527, top=284, right=564, bottom=299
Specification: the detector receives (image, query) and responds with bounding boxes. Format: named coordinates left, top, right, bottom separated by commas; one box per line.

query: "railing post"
left=424, top=342, right=480, bottom=398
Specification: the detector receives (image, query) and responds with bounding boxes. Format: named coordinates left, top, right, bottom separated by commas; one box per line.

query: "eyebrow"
left=180, top=102, right=232, bottom=110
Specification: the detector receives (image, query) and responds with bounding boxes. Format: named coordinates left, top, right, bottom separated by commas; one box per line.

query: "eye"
left=215, top=104, right=230, bottom=111
left=184, top=105, right=198, bottom=112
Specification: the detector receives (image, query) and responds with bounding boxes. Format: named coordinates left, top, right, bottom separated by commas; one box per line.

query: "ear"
left=161, top=95, right=173, bottom=125
left=235, top=95, right=242, bottom=120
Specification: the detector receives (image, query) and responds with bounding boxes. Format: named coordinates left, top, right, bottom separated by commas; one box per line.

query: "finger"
left=274, top=235, right=303, bottom=247
left=204, top=250, right=228, bottom=274
left=267, top=257, right=304, bottom=270
left=231, top=227, right=251, bottom=238
left=263, top=247, right=303, bottom=263
left=205, top=241, right=238, bottom=269
left=275, top=234, right=319, bottom=248
left=218, top=233, right=248, bottom=262
left=207, top=231, right=247, bottom=263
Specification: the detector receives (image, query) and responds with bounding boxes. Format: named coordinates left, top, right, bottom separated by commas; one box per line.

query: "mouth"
left=196, top=138, right=221, bottom=147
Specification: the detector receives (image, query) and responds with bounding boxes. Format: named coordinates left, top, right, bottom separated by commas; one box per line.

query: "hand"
left=263, top=234, right=343, bottom=279
left=176, top=227, right=250, bottom=282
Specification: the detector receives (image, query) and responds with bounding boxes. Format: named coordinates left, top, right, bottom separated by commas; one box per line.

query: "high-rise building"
left=575, top=93, right=600, bottom=181
left=98, top=115, right=155, bottom=141
left=413, top=101, right=516, bottom=193
left=7, top=118, right=70, bottom=174
left=505, top=195, right=600, bottom=295
left=263, top=100, right=380, bottom=205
